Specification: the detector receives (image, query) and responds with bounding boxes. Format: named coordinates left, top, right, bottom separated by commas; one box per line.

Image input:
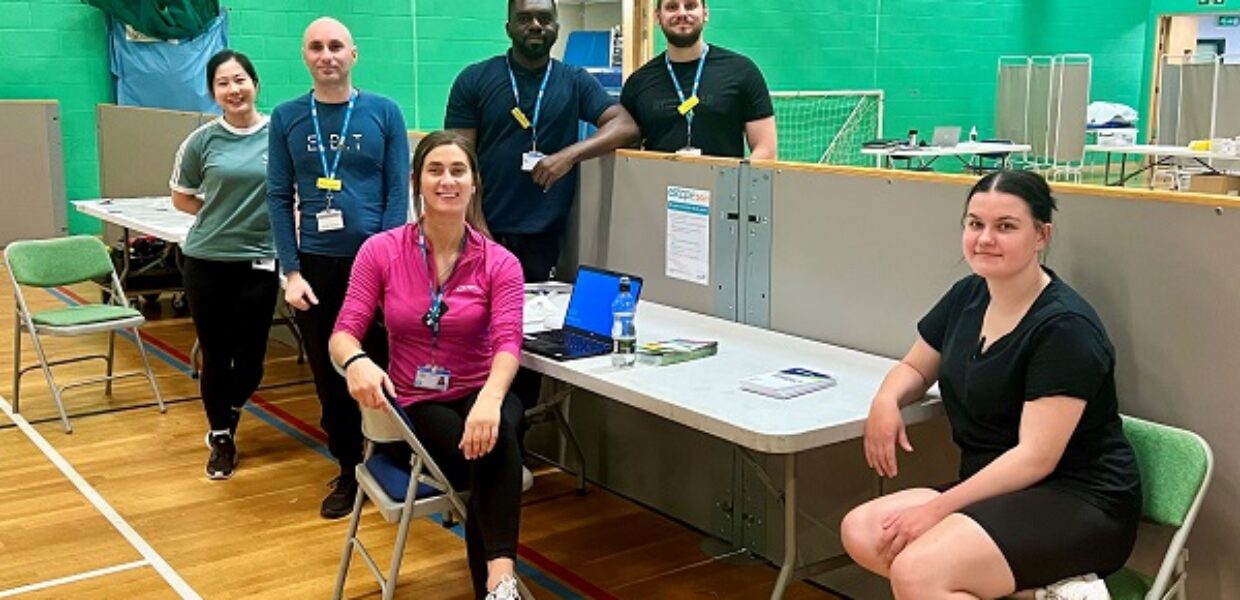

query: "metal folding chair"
left=5, top=235, right=165, bottom=433
left=332, top=389, right=535, bottom=600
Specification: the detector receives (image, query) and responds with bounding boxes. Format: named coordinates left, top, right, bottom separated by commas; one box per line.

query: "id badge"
left=316, top=208, right=345, bottom=232
left=414, top=365, right=451, bottom=391
left=316, top=177, right=342, bottom=192
left=521, top=151, right=546, bottom=172
left=251, top=258, right=276, bottom=272
left=675, top=146, right=703, bottom=157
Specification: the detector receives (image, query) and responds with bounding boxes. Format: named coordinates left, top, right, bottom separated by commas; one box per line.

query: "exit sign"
left=1221, top=15, right=1240, bottom=26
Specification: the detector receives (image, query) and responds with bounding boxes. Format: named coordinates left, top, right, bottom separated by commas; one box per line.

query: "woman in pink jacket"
left=329, top=130, right=526, bottom=600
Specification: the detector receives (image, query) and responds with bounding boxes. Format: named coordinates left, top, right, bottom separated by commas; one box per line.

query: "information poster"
left=665, top=185, right=711, bottom=285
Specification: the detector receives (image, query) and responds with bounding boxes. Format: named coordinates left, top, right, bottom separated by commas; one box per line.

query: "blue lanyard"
left=664, top=45, right=709, bottom=147
left=506, top=57, right=553, bottom=151
left=417, top=225, right=467, bottom=339
left=309, top=89, right=357, bottom=182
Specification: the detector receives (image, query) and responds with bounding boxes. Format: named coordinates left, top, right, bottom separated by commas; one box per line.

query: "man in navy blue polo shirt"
left=445, top=0, right=638, bottom=284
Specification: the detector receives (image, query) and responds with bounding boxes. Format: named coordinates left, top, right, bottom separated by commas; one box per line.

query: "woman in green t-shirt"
left=170, top=49, right=276, bottom=481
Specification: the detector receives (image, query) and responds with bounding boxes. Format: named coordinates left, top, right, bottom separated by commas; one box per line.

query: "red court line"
left=517, top=543, right=621, bottom=600
left=56, top=285, right=620, bottom=599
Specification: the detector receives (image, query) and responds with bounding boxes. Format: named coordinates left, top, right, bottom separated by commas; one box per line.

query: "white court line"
left=0, top=560, right=148, bottom=598
left=0, top=396, right=201, bottom=599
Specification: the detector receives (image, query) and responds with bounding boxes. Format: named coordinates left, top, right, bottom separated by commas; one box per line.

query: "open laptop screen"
left=563, top=267, right=643, bottom=337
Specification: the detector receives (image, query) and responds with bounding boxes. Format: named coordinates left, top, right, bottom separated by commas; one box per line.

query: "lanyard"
left=417, top=224, right=467, bottom=343
left=506, top=56, right=553, bottom=152
left=309, top=89, right=357, bottom=189
left=664, top=44, right=709, bottom=147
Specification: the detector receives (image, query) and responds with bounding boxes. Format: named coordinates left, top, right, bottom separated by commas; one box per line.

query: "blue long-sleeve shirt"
left=267, top=90, right=410, bottom=274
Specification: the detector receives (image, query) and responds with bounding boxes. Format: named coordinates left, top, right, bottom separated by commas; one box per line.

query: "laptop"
left=523, top=266, right=644, bottom=361
left=930, top=126, right=962, bottom=148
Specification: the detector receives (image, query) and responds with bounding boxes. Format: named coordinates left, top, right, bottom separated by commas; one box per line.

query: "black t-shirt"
left=620, top=45, right=773, bottom=158
left=917, top=270, right=1141, bottom=519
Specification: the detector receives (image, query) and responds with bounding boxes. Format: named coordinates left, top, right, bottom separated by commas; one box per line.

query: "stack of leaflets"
left=740, top=368, right=836, bottom=399
left=636, top=339, right=718, bottom=366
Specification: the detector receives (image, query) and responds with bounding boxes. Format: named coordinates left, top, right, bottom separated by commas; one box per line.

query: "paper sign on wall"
left=666, top=185, right=711, bottom=286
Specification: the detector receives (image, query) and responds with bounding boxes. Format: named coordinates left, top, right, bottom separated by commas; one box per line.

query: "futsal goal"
left=770, top=90, right=884, bottom=166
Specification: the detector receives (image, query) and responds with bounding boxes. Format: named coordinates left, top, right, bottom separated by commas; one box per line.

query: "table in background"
left=1084, top=144, right=1240, bottom=187
left=863, top=141, right=1032, bottom=171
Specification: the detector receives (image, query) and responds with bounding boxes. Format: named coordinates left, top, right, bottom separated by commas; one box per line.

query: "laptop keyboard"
left=534, top=329, right=610, bottom=356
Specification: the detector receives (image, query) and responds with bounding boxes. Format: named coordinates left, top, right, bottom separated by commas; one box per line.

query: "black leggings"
left=294, top=253, right=389, bottom=477
left=182, top=257, right=279, bottom=431
left=400, top=391, right=525, bottom=598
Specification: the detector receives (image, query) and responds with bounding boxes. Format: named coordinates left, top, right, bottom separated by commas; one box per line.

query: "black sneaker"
left=206, top=433, right=237, bottom=480
left=320, top=475, right=358, bottom=519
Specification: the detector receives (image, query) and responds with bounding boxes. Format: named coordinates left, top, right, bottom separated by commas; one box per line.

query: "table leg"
left=1103, top=153, right=1113, bottom=185
left=771, top=453, right=796, bottom=600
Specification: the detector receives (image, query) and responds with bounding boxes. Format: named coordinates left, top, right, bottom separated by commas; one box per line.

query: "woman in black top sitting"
left=840, top=170, right=1140, bottom=600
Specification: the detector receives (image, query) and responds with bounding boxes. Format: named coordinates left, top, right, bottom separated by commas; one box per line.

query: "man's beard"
left=515, top=38, right=552, bottom=60
left=663, top=25, right=702, bottom=49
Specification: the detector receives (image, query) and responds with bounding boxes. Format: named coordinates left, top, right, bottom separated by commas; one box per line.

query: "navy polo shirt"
left=445, top=52, right=615, bottom=235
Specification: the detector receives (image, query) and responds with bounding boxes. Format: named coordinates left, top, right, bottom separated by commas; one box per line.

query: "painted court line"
left=0, top=395, right=201, bottom=599
left=0, top=560, right=149, bottom=598
left=44, top=286, right=598, bottom=599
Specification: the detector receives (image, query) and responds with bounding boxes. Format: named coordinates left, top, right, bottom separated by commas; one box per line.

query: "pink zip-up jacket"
left=333, top=223, right=524, bottom=407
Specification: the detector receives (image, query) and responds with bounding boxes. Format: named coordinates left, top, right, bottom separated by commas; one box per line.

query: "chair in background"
left=331, top=387, right=535, bottom=600
left=1106, top=415, right=1214, bottom=600
left=5, top=235, right=165, bottom=433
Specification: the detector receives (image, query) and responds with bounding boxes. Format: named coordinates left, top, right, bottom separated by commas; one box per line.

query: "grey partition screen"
left=0, top=101, right=66, bottom=245
left=97, top=104, right=212, bottom=197
left=1157, top=62, right=1181, bottom=144
left=1177, top=62, right=1216, bottom=145
left=600, top=154, right=742, bottom=319
left=996, top=57, right=1031, bottom=145
left=1216, top=62, right=1240, bottom=138
left=1027, top=58, right=1054, bottom=161
left=1049, top=55, right=1090, bottom=164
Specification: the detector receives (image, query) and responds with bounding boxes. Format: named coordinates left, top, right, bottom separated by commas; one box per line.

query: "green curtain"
left=82, top=0, right=220, bottom=40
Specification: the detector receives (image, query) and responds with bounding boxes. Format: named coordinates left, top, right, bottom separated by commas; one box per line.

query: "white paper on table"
left=665, top=185, right=711, bottom=286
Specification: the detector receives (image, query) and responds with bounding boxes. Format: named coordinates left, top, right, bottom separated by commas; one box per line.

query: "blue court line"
left=42, top=286, right=585, bottom=599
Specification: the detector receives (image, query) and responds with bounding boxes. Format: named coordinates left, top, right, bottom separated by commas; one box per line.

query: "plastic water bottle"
left=611, top=277, right=637, bottom=367
left=969, top=125, right=979, bottom=143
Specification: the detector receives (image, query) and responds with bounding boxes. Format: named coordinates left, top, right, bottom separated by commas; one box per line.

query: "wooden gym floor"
left=0, top=267, right=842, bottom=599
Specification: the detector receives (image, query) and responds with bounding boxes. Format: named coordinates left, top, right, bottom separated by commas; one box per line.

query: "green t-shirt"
left=170, top=117, right=275, bottom=260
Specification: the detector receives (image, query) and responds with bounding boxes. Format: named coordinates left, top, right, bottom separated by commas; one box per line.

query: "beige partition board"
left=759, top=167, right=1239, bottom=597
left=97, top=104, right=213, bottom=198
left=767, top=170, right=972, bottom=358
left=604, top=154, right=741, bottom=315
left=0, top=101, right=66, bottom=245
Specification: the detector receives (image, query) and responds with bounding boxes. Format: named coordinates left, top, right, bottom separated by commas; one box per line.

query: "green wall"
left=1, top=0, right=111, bottom=234
left=703, top=0, right=1152, bottom=144
left=1, top=0, right=1185, bottom=233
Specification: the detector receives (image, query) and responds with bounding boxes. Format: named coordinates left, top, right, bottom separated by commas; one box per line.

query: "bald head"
left=302, top=17, right=357, bottom=89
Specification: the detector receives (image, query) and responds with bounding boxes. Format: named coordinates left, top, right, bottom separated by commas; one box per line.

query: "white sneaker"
left=1036, top=574, right=1110, bottom=600
left=521, top=466, right=534, bottom=492
left=485, top=574, right=521, bottom=600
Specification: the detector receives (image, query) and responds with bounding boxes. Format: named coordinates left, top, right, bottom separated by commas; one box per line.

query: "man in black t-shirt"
left=620, top=0, right=776, bottom=158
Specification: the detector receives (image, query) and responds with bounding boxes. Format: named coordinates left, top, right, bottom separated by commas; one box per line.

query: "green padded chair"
left=5, top=235, right=165, bottom=433
left=1106, top=415, right=1213, bottom=600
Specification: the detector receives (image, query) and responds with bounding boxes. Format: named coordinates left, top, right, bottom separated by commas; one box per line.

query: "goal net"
left=771, top=91, right=884, bottom=166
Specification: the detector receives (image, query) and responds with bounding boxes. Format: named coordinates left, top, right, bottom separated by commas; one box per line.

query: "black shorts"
left=938, top=484, right=1138, bottom=590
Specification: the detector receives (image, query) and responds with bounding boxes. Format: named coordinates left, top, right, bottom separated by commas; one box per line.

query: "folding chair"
left=332, top=388, right=535, bottom=600
left=6, top=235, right=166, bottom=433
left=1106, top=415, right=1214, bottom=600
